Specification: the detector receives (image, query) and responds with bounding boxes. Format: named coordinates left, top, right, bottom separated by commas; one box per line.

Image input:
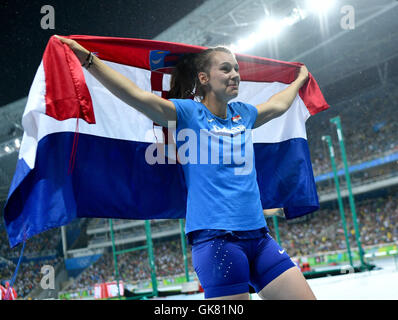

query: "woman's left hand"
left=297, top=65, right=309, bottom=83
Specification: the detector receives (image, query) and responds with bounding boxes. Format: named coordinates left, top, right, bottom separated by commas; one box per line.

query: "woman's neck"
left=201, top=94, right=228, bottom=119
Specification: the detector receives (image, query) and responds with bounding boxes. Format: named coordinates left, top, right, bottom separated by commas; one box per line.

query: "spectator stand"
left=108, top=219, right=157, bottom=300
left=107, top=218, right=192, bottom=300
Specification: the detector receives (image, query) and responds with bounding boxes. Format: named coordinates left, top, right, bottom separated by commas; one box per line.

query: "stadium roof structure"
left=1, top=0, right=398, bottom=207
left=154, top=0, right=398, bottom=90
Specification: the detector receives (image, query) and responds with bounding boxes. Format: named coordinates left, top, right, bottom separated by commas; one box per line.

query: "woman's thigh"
left=192, top=237, right=251, bottom=299
left=258, top=267, right=316, bottom=300
left=249, top=233, right=297, bottom=294
left=206, top=292, right=250, bottom=300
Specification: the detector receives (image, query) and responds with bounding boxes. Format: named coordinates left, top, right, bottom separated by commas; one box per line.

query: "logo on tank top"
left=210, top=124, right=246, bottom=136
left=232, top=115, right=241, bottom=123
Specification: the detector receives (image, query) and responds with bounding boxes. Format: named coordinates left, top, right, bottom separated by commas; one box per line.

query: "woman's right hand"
left=54, top=35, right=90, bottom=65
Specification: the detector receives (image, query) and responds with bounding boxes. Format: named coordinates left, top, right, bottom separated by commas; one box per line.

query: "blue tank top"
left=170, top=99, right=267, bottom=239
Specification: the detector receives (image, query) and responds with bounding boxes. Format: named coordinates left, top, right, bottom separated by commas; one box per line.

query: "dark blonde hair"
left=167, top=46, right=234, bottom=99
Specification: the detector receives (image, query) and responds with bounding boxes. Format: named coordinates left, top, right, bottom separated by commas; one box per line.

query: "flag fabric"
left=3, top=35, right=329, bottom=248
left=0, top=284, right=5, bottom=300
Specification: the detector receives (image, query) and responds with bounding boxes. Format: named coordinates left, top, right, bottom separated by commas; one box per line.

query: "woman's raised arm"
left=253, top=65, right=309, bottom=129
left=55, top=35, right=176, bottom=128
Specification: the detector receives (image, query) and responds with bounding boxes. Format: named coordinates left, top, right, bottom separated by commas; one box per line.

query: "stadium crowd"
left=1, top=184, right=397, bottom=298
left=0, top=227, right=60, bottom=259
left=316, top=163, right=398, bottom=194
left=307, top=84, right=398, bottom=176
left=0, top=226, right=62, bottom=298
left=68, top=238, right=194, bottom=291
left=267, top=193, right=398, bottom=257
left=0, top=257, right=61, bottom=298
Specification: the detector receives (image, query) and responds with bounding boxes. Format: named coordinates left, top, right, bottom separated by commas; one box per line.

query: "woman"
left=55, top=35, right=316, bottom=300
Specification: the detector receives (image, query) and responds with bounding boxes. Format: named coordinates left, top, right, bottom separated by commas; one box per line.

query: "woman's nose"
left=231, top=70, right=240, bottom=80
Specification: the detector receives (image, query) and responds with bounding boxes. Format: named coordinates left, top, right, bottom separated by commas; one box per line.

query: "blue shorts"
left=192, top=232, right=296, bottom=299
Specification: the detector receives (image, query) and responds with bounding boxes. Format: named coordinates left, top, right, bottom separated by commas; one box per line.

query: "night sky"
left=0, top=0, right=206, bottom=107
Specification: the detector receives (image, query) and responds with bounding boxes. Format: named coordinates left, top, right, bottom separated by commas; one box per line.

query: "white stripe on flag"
left=232, top=81, right=310, bottom=143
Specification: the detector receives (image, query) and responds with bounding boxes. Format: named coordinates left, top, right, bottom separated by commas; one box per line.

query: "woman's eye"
left=220, top=65, right=239, bottom=73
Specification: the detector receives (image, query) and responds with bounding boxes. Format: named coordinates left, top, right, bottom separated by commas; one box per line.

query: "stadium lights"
left=306, top=0, right=336, bottom=14
left=230, top=18, right=286, bottom=53
left=259, top=18, right=286, bottom=38
left=283, top=7, right=307, bottom=26
left=230, top=7, right=308, bottom=53
left=231, top=32, right=258, bottom=52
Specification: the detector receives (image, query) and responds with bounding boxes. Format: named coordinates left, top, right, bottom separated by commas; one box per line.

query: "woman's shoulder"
left=229, top=101, right=257, bottom=113
left=229, top=101, right=258, bottom=125
left=169, top=99, right=201, bottom=124
left=169, top=98, right=200, bottom=103
left=169, top=98, right=201, bottom=109
left=229, top=100, right=255, bottom=108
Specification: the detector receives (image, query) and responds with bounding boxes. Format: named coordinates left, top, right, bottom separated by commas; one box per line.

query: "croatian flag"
left=3, top=35, right=329, bottom=248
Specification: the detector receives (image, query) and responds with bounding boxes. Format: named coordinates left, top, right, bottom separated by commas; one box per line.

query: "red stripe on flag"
left=151, top=72, right=163, bottom=92
left=43, top=36, right=96, bottom=123
left=299, top=73, right=329, bottom=115
left=67, top=35, right=204, bottom=71
left=48, top=35, right=329, bottom=116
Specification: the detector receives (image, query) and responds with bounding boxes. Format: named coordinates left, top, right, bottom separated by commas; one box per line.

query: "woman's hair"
left=167, top=46, right=234, bottom=99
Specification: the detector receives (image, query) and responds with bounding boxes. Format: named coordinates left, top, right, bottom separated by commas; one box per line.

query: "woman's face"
left=200, top=51, right=241, bottom=102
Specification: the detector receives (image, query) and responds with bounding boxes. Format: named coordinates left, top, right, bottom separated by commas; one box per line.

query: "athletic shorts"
left=192, top=232, right=296, bottom=299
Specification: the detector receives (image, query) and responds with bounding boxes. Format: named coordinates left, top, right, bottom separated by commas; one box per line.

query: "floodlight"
left=306, top=0, right=335, bottom=14
left=258, top=18, right=285, bottom=38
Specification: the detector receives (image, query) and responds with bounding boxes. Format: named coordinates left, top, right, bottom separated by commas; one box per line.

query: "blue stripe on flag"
left=255, top=138, right=319, bottom=219
left=4, top=132, right=187, bottom=248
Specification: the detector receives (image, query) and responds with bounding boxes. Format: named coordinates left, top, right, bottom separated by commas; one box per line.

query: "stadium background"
left=0, top=0, right=397, bottom=299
